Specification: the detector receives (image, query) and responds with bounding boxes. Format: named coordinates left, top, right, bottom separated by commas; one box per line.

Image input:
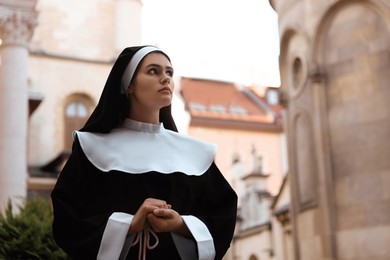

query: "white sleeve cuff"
left=172, top=215, right=215, bottom=260
left=97, top=212, right=134, bottom=260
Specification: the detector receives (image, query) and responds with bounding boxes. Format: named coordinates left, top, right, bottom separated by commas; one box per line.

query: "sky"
left=141, top=0, right=281, bottom=87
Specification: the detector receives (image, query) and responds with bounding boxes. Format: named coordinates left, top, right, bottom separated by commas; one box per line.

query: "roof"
left=271, top=173, right=290, bottom=209
left=28, top=91, right=44, bottom=116
left=29, top=151, right=70, bottom=177
left=180, top=77, right=283, bottom=131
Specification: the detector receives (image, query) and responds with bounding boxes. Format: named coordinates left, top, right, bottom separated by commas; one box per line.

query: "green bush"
left=0, top=196, right=70, bottom=260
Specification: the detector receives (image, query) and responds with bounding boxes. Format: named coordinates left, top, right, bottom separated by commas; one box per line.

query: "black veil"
left=79, top=45, right=178, bottom=133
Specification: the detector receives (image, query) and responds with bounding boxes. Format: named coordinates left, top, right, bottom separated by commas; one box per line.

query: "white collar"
left=75, top=120, right=217, bottom=175
left=122, top=119, right=163, bottom=133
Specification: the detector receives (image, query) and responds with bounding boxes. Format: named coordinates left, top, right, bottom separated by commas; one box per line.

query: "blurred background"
left=0, top=0, right=389, bottom=259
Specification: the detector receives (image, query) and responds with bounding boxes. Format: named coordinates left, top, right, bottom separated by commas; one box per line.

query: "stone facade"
left=28, top=0, right=142, bottom=168
left=271, top=0, right=390, bottom=259
left=1, top=2, right=288, bottom=260
left=0, top=0, right=143, bottom=204
left=189, top=126, right=286, bottom=196
left=180, top=78, right=288, bottom=260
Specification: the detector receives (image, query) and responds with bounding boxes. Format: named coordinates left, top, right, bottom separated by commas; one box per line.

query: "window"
left=229, top=105, right=248, bottom=115
left=64, top=97, right=92, bottom=150
left=267, top=90, right=279, bottom=105
left=209, top=104, right=226, bottom=113
left=66, top=102, right=88, bottom=117
left=189, top=102, right=207, bottom=112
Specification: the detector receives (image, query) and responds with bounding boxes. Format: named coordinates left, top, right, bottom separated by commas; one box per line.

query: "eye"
left=166, top=69, right=174, bottom=77
left=148, top=68, right=158, bottom=75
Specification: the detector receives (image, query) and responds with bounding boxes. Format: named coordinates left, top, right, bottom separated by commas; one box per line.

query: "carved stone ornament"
left=0, top=7, right=37, bottom=47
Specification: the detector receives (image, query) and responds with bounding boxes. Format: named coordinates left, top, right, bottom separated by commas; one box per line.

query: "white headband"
left=121, top=46, right=161, bottom=96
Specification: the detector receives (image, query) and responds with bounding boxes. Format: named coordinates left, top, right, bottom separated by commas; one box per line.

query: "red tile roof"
left=180, top=77, right=283, bottom=131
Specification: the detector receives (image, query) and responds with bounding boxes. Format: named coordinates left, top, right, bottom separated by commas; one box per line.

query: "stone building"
left=180, top=77, right=286, bottom=195
left=1, top=0, right=287, bottom=244
left=270, top=0, right=390, bottom=259
left=1, top=3, right=289, bottom=260
left=0, top=0, right=144, bottom=209
left=179, top=77, right=288, bottom=260
left=9, top=0, right=390, bottom=259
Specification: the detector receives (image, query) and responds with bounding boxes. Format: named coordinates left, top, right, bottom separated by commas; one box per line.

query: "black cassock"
left=51, top=119, right=237, bottom=260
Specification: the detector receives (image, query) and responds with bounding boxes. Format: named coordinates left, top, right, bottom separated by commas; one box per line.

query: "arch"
left=317, top=0, right=390, bottom=177
left=279, top=28, right=297, bottom=93
left=63, top=93, right=94, bottom=150
left=291, top=108, right=318, bottom=210
left=312, top=0, right=390, bottom=66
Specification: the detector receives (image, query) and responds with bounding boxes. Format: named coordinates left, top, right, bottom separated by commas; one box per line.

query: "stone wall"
left=31, top=0, right=117, bottom=60
left=27, top=56, right=111, bottom=165
left=273, top=0, right=390, bottom=259
left=323, top=3, right=390, bottom=260
left=27, top=0, right=142, bottom=166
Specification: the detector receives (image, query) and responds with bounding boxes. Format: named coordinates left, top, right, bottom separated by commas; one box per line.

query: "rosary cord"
left=131, top=228, right=160, bottom=260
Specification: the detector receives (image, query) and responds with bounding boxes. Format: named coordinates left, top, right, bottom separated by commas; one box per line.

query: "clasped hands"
left=129, top=198, right=190, bottom=237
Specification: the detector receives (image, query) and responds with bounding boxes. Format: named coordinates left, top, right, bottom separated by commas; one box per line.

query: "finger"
left=160, top=203, right=172, bottom=209
left=153, top=208, right=177, bottom=219
left=152, top=208, right=166, bottom=217
left=145, top=198, right=167, bottom=205
left=144, top=198, right=170, bottom=209
left=147, top=214, right=170, bottom=232
left=147, top=210, right=181, bottom=233
left=140, top=205, right=160, bottom=216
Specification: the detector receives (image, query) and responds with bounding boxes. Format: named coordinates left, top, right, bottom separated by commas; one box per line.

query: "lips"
left=159, top=87, right=172, bottom=94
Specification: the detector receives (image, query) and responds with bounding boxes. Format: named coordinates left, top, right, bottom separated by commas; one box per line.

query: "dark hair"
left=80, top=46, right=178, bottom=133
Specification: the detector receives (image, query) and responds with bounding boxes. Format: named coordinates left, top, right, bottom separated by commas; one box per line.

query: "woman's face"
left=128, top=52, right=174, bottom=112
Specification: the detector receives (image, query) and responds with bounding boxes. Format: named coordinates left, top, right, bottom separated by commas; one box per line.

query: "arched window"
left=64, top=95, right=93, bottom=150
left=66, top=101, right=88, bottom=118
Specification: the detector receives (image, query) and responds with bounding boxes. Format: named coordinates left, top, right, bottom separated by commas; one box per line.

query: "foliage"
left=0, top=196, right=70, bottom=260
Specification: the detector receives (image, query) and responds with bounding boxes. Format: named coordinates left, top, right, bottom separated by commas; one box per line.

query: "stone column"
left=310, top=67, right=337, bottom=260
left=0, top=5, right=37, bottom=211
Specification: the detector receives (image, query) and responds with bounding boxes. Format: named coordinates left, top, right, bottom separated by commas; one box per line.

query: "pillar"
left=0, top=4, right=37, bottom=211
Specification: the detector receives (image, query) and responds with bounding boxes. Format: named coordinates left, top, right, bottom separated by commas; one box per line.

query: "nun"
left=51, top=45, right=237, bottom=260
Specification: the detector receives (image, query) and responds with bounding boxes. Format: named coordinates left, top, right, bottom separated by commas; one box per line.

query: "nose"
left=161, top=74, right=171, bottom=85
